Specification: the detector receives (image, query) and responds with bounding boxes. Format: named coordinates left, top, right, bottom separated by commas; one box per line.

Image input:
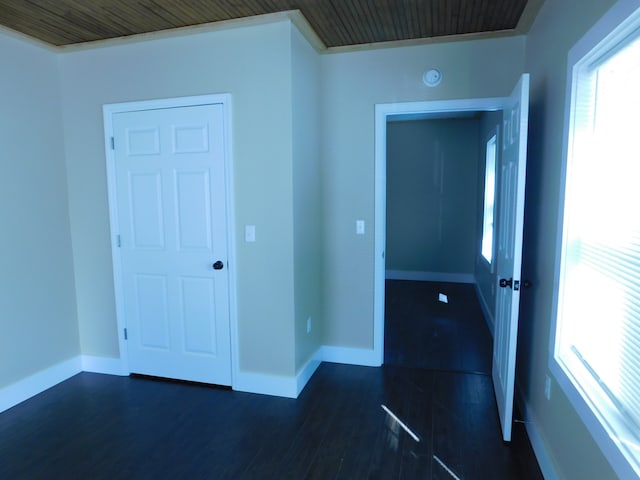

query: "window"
left=552, top=3, right=640, bottom=478
left=481, top=134, right=497, bottom=264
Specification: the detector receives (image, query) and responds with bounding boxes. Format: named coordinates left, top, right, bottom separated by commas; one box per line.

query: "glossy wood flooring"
left=0, top=281, right=542, bottom=479
left=384, top=280, right=493, bottom=373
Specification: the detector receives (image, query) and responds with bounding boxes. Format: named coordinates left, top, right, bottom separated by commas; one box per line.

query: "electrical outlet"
left=544, top=375, right=552, bottom=400
left=306, top=317, right=312, bottom=334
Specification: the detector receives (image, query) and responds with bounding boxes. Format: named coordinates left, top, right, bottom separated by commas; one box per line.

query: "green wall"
left=291, top=25, right=323, bottom=372
left=386, top=118, right=479, bottom=275
left=0, top=32, right=79, bottom=389
left=58, top=22, right=298, bottom=376
left=320, top=36, right=526, bottom=349
left=518, top=0, right=619, bottom=478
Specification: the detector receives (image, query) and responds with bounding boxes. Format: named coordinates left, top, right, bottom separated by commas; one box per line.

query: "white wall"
left=291, top=26, right=323, bottom=372
left=518, top=0, right=619, bottom=478
left=58, top=21, right=298, bottom=377
left=320, top=36, right=526, bottom=348
left=0, top=30, right=79, bottom=388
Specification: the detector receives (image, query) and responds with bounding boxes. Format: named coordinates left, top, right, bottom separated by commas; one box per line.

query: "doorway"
left=374, top=74, right=530, bottom=441
left=373, top=96, right=507, bottom=362
left=383, top=113, right=495, bottom=372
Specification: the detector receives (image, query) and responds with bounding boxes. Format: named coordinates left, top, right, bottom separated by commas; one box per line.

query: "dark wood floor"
left=384, top=280, right=493, bottom=373
left=0, top=281, right=542, bottom=479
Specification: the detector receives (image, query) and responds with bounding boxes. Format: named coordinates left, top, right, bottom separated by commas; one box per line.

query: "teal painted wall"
left=386, top=118, right=480, bottom=275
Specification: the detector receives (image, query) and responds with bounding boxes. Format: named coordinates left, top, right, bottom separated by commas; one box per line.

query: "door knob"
left=213, top=261, right=224, bottom=270
left=499, top=278, right=513, bottom=288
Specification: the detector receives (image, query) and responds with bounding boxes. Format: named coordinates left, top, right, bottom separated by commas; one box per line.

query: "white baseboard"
left=386, top=270, right=475, bottom=284
left=232, top=348, right=323, bottom=399
left=320, top=345, right=381, bottom=367
left=232, top=346, right=381, bottom=398
left=474, top=282, right=495, bottom=336
left=0, top=357, right=82, bottom=413
left=81, top=355, right=128, bottom=376
left=2, top=346, right=381, bottom=408
left=516, top=385, right=559, bottom=480
left=233, top=370, right=299, bottom=398
left=295, top=350, right=322, bottom=396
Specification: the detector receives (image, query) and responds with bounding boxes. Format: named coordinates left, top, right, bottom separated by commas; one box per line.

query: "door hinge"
left=124, top=328, right=128, bottom=340
left=110, top=136, right=115, bottom=150
left=116, top=235, right=121, bottom=248
left=513, top=280, right=520, bottom=291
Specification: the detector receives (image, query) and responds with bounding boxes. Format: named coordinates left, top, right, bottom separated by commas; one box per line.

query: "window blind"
left=557, top=30, right=640, bottom=449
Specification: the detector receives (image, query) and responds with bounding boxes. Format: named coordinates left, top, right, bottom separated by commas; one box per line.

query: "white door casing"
left=373, top=96, right=513, bottom=365
left=104, top=96, right=235, bottom=386
left=493, top=74, right=530, bottom=442
left=373, top=77, right=530, bottom=441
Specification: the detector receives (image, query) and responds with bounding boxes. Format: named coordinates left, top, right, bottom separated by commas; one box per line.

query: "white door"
left=113, top=103, right=231, bottom=385
left=493, top=74, right=530, bottom=442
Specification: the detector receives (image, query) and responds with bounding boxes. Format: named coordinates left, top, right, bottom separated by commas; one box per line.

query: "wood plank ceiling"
left=0, top=0, right=531, bottom=48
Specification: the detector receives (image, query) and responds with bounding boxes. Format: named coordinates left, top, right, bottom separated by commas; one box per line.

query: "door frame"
left=102, top=94, right=238, bottom=386
left=373, top=96, right=509, bottom=365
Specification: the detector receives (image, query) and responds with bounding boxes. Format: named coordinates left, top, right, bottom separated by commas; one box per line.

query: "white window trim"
left=550, top=2, right=640, bottom=479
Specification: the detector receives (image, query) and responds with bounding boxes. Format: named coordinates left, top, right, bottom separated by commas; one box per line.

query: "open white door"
left=493, top=73, right=530, bottom=442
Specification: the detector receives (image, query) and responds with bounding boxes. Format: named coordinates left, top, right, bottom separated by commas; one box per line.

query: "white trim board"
left=233, top=346, right=380, bottom=398
left=81, top=355, right=128, bottom=376
left=385, top=270, right=475, bottom=283
left=515, top=386, right=559, bottom=480
left=320, top=345, right=382, bottom=367
left=233, top=352, right=321, bottom=399
left=59, top=11, right=324, bottom=53
left=0, top=357, right=81, bottom=414
left=2, top=344, right=381, bottom=411
left=296, top=354, right=322, bottom=397
left=233, top=371, right=300, bottom=399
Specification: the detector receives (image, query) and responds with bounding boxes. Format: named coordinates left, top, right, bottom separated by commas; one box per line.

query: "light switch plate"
left=356, top=220, right=365, bottom=235
left=245, top=225, right=256, bottom=242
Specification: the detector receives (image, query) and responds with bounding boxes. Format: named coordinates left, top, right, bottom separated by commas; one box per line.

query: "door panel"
left=135, top=274, right=170, bottom=349
left=493, top=74, right=530, bottom=441
left=180, top=276, right=217, bottom=354
left=129, top=172, right=164, bottom=249
left=113, top=103, right=231, bottom=385
left=175, top=171, right=212, bottom=250
left=126, top=127, right=160, bottom=155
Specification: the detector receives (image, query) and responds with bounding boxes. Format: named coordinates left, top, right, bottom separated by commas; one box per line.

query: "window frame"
left=550, top=2, right=640, bottom=479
